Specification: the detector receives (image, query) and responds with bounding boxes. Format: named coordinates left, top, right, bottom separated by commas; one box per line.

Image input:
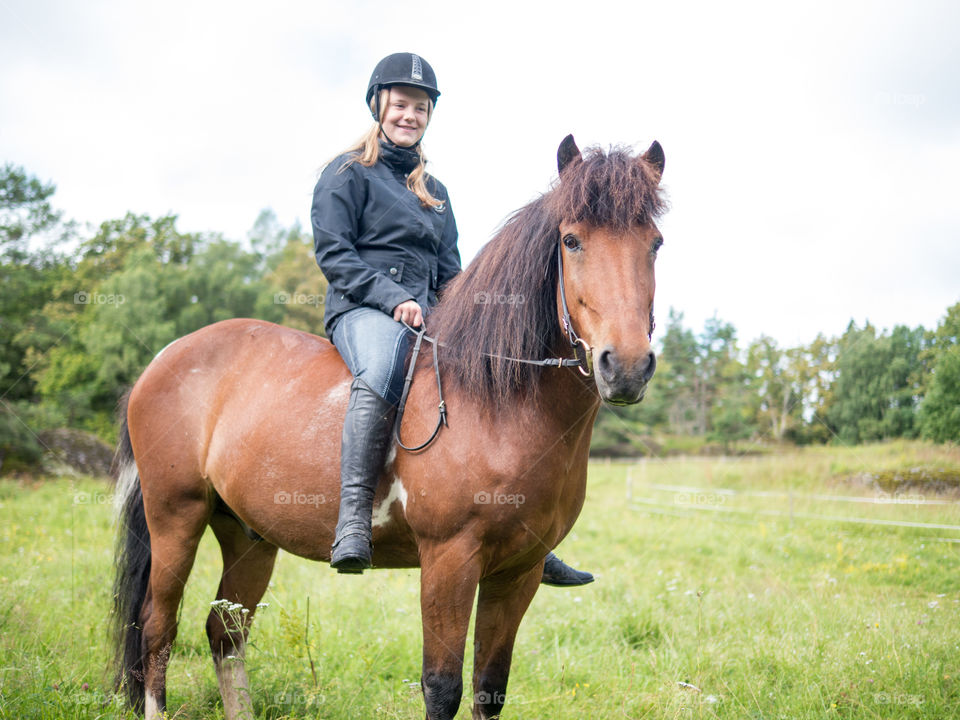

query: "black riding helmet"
left=366, top=52, right=440, bottom=121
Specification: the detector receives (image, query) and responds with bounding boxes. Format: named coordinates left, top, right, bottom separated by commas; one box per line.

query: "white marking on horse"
left=332, top=378, right=351, bottom=402
left=144, top=690, right=161, bottom=719
left=372, top=477, right=408, bottom=528
left=304, top=378, right=353, bottom=436
left=214, top=643, right=254, bottom=720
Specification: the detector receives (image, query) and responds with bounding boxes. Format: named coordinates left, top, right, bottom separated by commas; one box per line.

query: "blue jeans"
left=331, top=307, right=414, bottom=406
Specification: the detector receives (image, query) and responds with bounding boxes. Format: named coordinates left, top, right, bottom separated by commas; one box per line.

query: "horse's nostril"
left=597, top=347, right=655, bottom=389
left=597, top=348, right=617, bottom=381
left=642, top=351, right=657, bottom=383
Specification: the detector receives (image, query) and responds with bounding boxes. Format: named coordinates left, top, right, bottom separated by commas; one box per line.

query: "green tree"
left=803, top=333, right=837, bottom=444
left=657, top=309, right=701, bottom=435
left=918, top=303, right=960, bottom=442
left=826, top=321, right=925, bottom=444
left=697, top=315, right=744, bottom=439
left=703, top=317, right=755, bottom=449
left=746, top=335, right=798, bottom=442
left=0, top=166, right=68, bottom=402
left=0, top=166, right=70, bottom=470
left=0, top=163, right=62, bottom=260
left=248, top=208, right=290, bottom=263
left=918, top=345, right=960, bottom=443
left=261, top=221, right=327, bottom=336
left=30, top=213, right=288, bottom=438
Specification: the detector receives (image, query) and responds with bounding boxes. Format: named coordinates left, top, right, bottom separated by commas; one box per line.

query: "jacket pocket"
left=385, top=261, right=404, bottom=283
left=360, top=248, right=406, bottom=283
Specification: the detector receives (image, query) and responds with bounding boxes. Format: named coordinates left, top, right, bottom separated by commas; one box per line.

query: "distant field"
left=2, top=441, right=959, bottom=719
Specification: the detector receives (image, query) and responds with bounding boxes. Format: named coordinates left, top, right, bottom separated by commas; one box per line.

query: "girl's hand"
left=393, top=300, right=423, bottom=328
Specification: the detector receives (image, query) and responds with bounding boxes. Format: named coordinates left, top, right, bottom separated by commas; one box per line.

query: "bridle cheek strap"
left=556, top=241, right=594, bottom=377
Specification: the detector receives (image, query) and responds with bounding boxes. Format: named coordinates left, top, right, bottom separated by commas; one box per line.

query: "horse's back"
left=130, top=319, right=345, bottom=448
left=128, top=319, right=356, bottom=557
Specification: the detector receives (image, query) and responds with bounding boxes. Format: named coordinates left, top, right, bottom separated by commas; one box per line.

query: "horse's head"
left=552, top=135, right=667, bottom=405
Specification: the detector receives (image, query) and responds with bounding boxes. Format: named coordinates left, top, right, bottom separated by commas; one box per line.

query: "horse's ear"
left=557, top=134, right=582, bottom=175
left=642, top=140, right=665, bottom=182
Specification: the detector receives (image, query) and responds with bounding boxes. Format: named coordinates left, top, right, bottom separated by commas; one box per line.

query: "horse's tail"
left=110, top=391, right=150, bottom=712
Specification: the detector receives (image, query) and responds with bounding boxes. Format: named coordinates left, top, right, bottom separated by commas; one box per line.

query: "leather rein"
left=393, top=240, right=591, bottom=452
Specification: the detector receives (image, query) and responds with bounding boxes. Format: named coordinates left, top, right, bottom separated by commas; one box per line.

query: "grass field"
left=2, top=441, right=960, bottom=719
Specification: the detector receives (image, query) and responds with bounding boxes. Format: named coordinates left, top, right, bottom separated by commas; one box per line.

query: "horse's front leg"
left=419, top=540, right=482, bottom=720
left=471, top=561, right=544, bottom=720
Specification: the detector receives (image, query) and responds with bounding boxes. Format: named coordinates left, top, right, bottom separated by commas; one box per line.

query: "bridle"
left=556, top=241, right=595, bottom=377
left=393, top=238, right=594, bottom=452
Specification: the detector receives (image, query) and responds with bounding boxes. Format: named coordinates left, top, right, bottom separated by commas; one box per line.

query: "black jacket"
left=311, top=143, right=461, bottom=336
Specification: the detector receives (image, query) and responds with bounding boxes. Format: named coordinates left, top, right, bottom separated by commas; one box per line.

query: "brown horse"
left=111, top=135, right=667, bottom=720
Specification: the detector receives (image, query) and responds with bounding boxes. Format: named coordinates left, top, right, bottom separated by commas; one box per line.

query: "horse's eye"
left=651, top=236, right=664, bottom=254
left=562, top=234, right=581, bottom=251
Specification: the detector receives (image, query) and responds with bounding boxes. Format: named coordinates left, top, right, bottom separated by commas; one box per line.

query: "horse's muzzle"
left=595, top=347, right=656, bottom=405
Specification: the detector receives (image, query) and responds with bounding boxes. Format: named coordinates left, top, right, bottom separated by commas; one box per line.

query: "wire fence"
left=624, top=466, right=960, bottom=535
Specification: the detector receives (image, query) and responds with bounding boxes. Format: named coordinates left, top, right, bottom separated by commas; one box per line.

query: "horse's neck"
left=533, top=363, right=603, bottom=451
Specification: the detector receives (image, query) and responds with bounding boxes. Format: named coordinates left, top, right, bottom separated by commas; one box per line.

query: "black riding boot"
left=331, top=378, right=397, bottom=574
left=541, top=551, right=594, bottom=586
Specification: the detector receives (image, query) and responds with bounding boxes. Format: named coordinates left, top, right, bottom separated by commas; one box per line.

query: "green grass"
left=2, top=441, right=960, bottom=718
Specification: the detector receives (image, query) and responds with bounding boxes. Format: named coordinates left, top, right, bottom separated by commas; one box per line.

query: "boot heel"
left=334, top=559, right=367, bottom=574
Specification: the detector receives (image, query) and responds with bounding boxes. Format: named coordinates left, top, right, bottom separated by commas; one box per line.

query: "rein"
left=393, top=325, right=446, bottom=452
left=393, top=241, right=592, bottom=452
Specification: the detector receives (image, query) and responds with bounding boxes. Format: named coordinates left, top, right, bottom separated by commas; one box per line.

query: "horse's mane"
left=427, top=144, right=667, bottom=410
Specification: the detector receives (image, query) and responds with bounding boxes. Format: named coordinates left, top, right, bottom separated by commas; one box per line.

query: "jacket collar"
left=379, top=140, right=422, bottom=175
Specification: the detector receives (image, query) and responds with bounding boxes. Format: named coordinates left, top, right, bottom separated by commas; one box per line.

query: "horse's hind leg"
left=471, top=563, right=543, bottom=720
left=140, top=494, right=210, bottom=719
left=206, top=512, right=279, bottom=720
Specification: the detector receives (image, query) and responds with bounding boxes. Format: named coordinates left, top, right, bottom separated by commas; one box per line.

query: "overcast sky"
left=2, top=0, right=958, bottom=347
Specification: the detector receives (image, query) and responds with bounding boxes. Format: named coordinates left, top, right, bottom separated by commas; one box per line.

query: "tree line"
left=1, top=164, right=325, bottom=470
left=591, top=305, right=960, bottom=454
left=1, top=164, right=958, bottom=469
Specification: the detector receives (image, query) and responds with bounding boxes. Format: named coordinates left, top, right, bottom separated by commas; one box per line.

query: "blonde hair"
left=336, top=88, right=441, bottom=208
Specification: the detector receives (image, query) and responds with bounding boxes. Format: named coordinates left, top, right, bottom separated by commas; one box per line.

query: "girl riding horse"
left=311, top=52, right=592, bottom=585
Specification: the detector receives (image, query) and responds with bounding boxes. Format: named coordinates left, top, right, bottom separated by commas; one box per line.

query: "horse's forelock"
left=551, top=145, right=667, bottom=230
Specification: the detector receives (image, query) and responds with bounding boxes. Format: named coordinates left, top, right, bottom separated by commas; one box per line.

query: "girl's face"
left=380, top=86, right=431, bottom=147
